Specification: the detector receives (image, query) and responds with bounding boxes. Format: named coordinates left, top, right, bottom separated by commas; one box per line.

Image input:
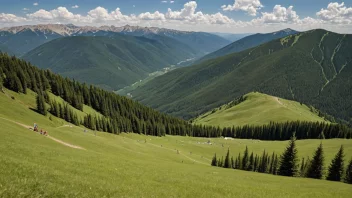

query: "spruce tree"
left=272, top=154, right=279, bottom=175
left=211, top=153, right=217, bottom=166
left=344, top=158, right=352, bottom=184
left=278, top=134, right=299, bottom=176
left=242, top=146, right=249, bottom=170
left=248, top=152, right=254, bottom=171
left=231, top=156, right=235, bottom=169
left=224, top=148, right=231, bottom=168
left=36, top=92, right=47, bottom=116
left=300, top=157, right=305, bottom=177
left=307, top=143, right=325, bottom=179
left=327, top=145, right=345, bottom=181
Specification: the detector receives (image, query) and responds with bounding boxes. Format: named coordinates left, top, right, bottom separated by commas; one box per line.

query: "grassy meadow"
left=0, top=90, right=352, bottom=197
left=193, top=92, right=328, bottom=128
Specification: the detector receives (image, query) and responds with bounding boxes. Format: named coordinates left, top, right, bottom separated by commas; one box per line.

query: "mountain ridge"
left=132, top=29, right=352, bottom=124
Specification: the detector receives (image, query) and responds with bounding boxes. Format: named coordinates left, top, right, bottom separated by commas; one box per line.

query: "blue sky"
left=0, top=0, right=351, bottom=33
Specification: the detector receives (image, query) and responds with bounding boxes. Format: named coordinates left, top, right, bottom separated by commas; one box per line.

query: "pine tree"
left=224, top=148, right=231, bottom=168
left=231, top=156, right=235, bottom=169
left=300, top=157, right=305, bottom=177
left=307, top=143, right=325, bottom=179
left=344, top=158, right=352, bottom=184
left=278, top=134, right=299, bottom=176
left=36, top=92, right=47, bottom=116
left=211, top=153, right=217, bottom=166
left=327, top=145, right=345, bottom=181
left=272, top=154, right=279, bottom=175
left=269, top=152, right=275, bottom=174
left=248, top=152, right=254, bottom=171
left=242, top=146, right=249, bottom=170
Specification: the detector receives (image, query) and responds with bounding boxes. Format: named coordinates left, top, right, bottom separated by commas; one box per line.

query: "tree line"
left=211, top=135, right=352, bottom=184
left=220, top=121, right=352, bottom=140
left=1, top=53, right=352, bottom=140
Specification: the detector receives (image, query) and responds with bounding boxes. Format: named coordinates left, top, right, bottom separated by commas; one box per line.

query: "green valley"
left=22, top=35, right=196, bottom=90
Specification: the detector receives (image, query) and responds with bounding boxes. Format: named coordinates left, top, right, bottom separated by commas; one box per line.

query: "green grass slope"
left=0, top=89, right=352, bottom=197
left=132, top=29, right=352, bottom=123
left=23, top=35, right=196, bottom=90
left=193, top=92, right=328, bottom=128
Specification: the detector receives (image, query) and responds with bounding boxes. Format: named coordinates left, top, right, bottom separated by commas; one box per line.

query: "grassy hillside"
left=23, top=35, right=196, bottom=90
left=0, top=89, right=352, bottom=197
left=132, top=29, right=352, bottom=123
left=195, top=29, right=299, bottom=64
left=193, top=92, right=328, bottom=128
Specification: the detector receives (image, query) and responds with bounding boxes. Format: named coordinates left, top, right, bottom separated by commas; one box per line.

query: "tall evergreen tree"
left=300, top=157, right=305, bottom=177
left=307, top=143, right=325, bottom=179
left=224, top=148, right=231, bottom=168
left=211, top=153, right=217, bottom=166
left=248, top=152, right=254, bottom=171
left=36, top=92, right=47, bottom=116
left=327, top=145, right=345, bottom=181
left=344, top=158, right=352, bottom=184
left=242, top=146, right=249, bottom=170
left=272, top=154, right=279, bottom=175
left=278, top=134, right=299, bottom=176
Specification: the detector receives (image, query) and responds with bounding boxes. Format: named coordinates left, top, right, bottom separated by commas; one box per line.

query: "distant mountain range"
left=0, top=24, right=231, bottom=56
left=211, top=32, right=252, bottom=42
left=132, top=29, right=352, bottom=124
left=23, top=34, right=197, bottom=90
left=195, top=28, right=299, bottom=64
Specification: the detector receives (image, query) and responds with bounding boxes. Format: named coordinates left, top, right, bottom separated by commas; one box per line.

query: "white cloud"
left=27, top=7, right=82, bottom=22
left=1, top=1, right=351, bottom=33
left=252, top=5, right=299, bottom=24
left=161, top=1, right=167, bottom=3
left=0, top=13, right=27, bottom=23
left=165, top=1, right=235, bottom=24
left=222, top=0, right=263, bottom=16
left=72, top=5, right=79, bottom=9
left=33, top=2, right=38, bottom=6
left=170, top=1, right=175, bottom=3
left=316, top=2, right=352, bottom=24
left=23, top=8, right=29, bottom=11
left=139, top=11, right=165, bottom=20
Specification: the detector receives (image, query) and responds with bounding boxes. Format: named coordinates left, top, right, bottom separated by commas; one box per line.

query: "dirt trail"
left=274, top=97, right=284, bottom=106
left=0, top=117, right=85, bottom=150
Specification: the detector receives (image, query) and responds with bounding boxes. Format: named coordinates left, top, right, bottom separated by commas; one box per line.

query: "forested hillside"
left=132, top=29, right=352, bottom=124
left=0, top=28, right=62, bottom=56
left=1, top=53, right=351, bottom=140
left=23, top=35, right=196, bottom=90
left=195, top=28, right=298, bottom=64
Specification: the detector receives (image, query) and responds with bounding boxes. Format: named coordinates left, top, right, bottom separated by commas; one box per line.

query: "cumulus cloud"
left=252, top=5, right=299, bottom=24
left=170, top=1, right=175, bottom=3
left=1, top=1, right=351, bottom=33
left=316, top=2, right=352, bottom=24
left=72, top=5, right=79, bottom=9
left=166, top=1, right=235, bottom=24
left=23, top=8, right=29, bottom=11
left=27, top=7, right=82, bottom=22
left=222, top=0, right=263, bottom=16
left=139, top=11, right=165, bottom=20
left=0, top=13, right=27, bottom=23
left=33, top=2, right=38, bottom=6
